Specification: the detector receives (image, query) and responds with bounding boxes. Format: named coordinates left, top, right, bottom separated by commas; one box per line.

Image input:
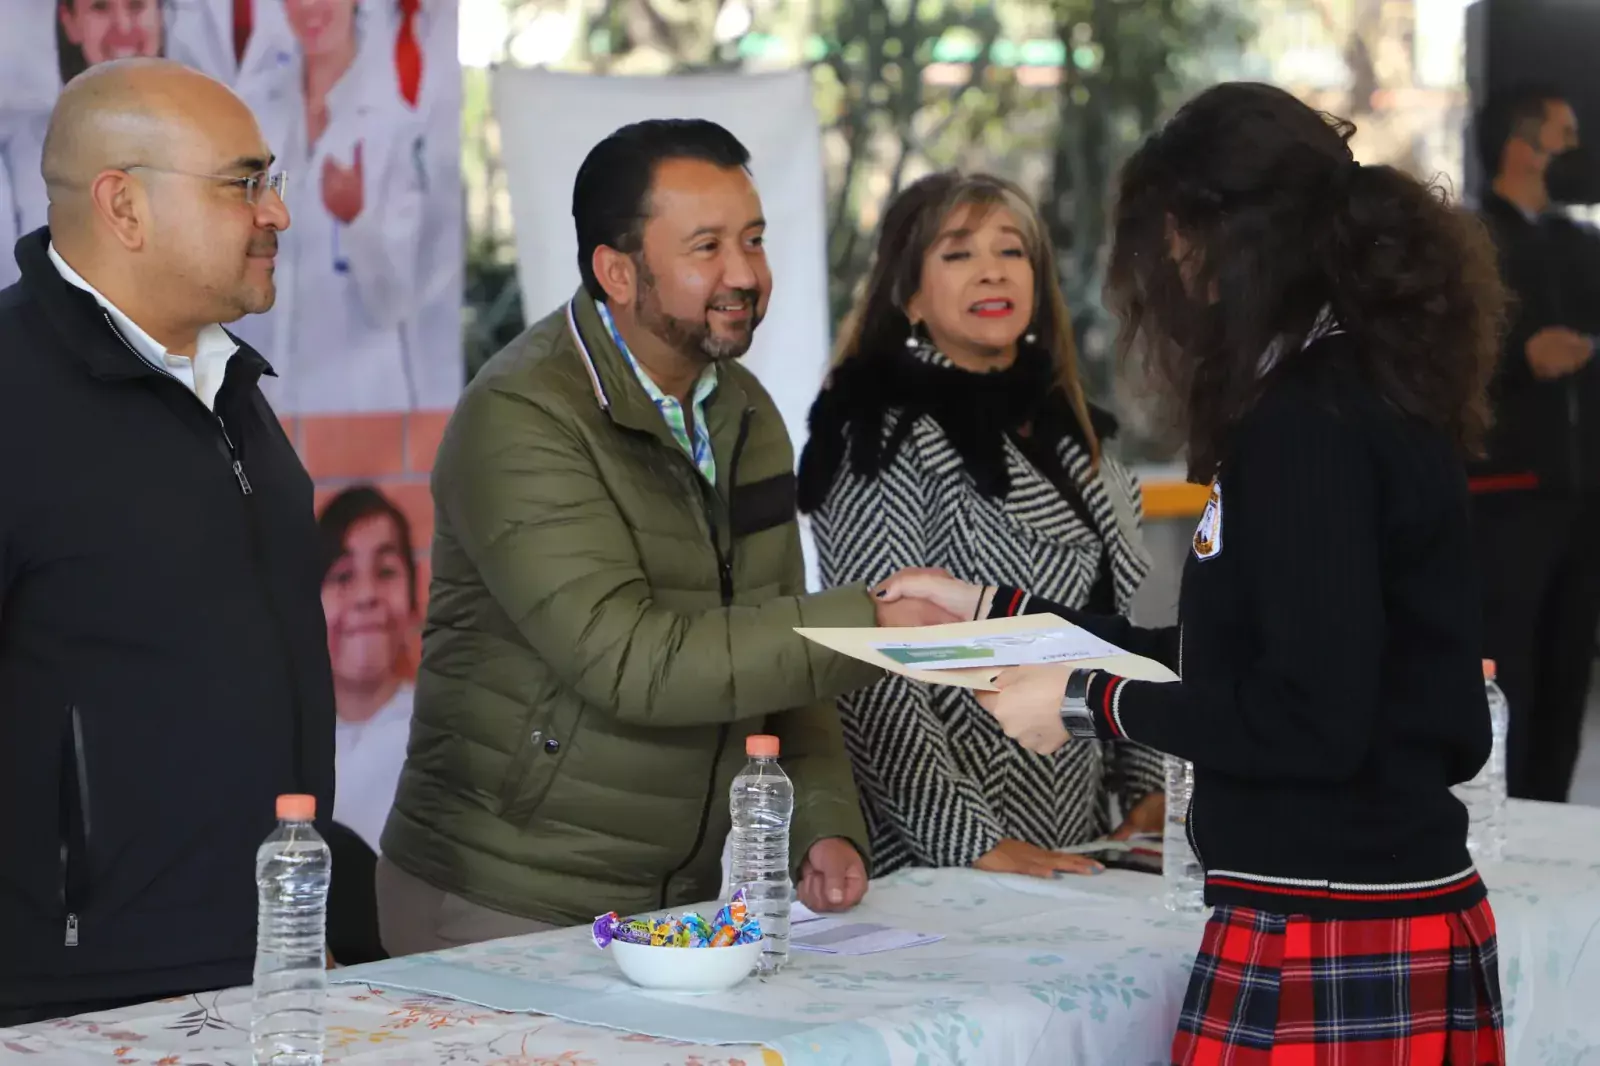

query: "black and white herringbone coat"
left=798, top=347, right=1166, bottom=874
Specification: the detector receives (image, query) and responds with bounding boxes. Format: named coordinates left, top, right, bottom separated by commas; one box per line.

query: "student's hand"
left=874, top=568, right=992, bottom=621
left=1525, top=326, right=1593, bottom=380
left=1110, top=792, right=1165, bottom=840
left=975, top=665, right=1075, bottom=755
left=974, top=838, right=1103, bottom=878
left=797, top=837, right=867, bottom=912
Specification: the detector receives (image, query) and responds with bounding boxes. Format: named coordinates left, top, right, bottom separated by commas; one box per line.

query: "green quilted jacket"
left=381, top=291, right=881, bottom=925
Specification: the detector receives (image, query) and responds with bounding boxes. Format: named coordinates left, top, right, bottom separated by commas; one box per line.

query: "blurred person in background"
left=375, top=118, right=953, bottom=957
left=236, top=0, right=428, bottom=414
left=163, top=0, right=298, bottom=102
left=879, top=81, right=1508, bottom=1064
left=362, top=0, right=464, bottom=407
left=0, top=2, right=59, bottom=287
left=0, top=59, right=330, bottom=1026
left=0, top=0, right=168, bottom=291
left=797, top=171, right=1162, bottom=881
left=0, top=117, right=51, bottom=291
left=319, top=485, right=421, bottom=855
left=1471, top=83, right=1600, bottom=803
left=55, top=0, right=165, bottom=83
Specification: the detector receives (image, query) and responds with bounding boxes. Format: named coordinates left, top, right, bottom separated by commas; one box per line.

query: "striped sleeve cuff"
left=986, top=586, right=1031, bottom=618
left=1083, top=670, right=1134, bottom=741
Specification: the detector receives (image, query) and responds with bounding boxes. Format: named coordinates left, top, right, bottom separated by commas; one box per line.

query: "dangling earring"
left=904, top=332, right=919, bottom=349
left=1023, top=331, right=1038, bottom=345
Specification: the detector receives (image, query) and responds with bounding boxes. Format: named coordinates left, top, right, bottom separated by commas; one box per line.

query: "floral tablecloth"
left=4, top=800, right=1598, bottom=1066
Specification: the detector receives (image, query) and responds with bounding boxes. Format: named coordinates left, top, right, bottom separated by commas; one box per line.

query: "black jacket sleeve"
left=985, top=587, right=1181, bottom=672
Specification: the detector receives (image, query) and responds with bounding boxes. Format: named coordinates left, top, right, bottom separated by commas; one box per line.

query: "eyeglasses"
left=123, top=165, right=290, bottom=205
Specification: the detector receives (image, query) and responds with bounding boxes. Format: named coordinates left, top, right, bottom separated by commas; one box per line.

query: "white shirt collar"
left=47, top=241, right=240, bottom=410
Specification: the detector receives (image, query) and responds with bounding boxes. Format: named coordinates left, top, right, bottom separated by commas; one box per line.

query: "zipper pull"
left=64, top=913, right=79, bottom=947
left=233, top=460, right=254, bottom=495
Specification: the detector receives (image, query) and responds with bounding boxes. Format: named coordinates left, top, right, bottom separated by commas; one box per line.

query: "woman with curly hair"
left=876, top=82, right=1510, bottom=1063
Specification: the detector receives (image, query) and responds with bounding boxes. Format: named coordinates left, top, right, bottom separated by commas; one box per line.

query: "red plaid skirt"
left=1172, top=899, right=1505, bottom=1065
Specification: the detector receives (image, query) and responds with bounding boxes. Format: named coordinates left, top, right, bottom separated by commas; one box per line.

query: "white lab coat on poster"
left=0, top=7, right=82, bottom=289
left=0, top=111, right=49, bottom=290
left=163, top=0, right=299, bottom=98
left=358, top=0, right=462, bottom=405
left=359, top=0, right=457, bottom=107
left=0, top=5, right=61, bottom=115
left=333, top=682, right=415, bottom=854
left=241, top=46, right=429, bottom=414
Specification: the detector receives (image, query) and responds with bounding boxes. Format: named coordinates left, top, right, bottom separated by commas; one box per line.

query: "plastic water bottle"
left=1455, top=661, right=1509, bottom=863
left=251, top=794, right=332, bottom=1066
left=1162, top=755, right=1205, bottom=913
left=728, top=734, right=793, bottom=975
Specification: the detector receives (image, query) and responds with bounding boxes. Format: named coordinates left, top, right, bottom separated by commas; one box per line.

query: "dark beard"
left=635, top=257, right=761, bottom=362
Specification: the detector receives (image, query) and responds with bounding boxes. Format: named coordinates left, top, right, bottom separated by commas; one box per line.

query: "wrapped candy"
left=680, top=913, right=714, bottom=947
left=591, top=912, right=652, bottom=949
left=591, top=893, right=765, bottom=950
left=711, top=888, right=748, bottom=931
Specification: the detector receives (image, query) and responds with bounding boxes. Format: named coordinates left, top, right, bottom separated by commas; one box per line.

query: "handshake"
left=869, top=568, right=993, bottom=628
left=862, top=567, right=1161, bottom=854
left=865, top=568, right=1079, bottom=760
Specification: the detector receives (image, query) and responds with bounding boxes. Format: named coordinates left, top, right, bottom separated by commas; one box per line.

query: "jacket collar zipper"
left=659, top=407, right=754, bottom=907
left=99, top=312, right=252, bottom=495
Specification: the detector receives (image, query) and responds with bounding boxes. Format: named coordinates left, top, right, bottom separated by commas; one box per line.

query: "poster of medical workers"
left=0, top=0, right=463, bottom=416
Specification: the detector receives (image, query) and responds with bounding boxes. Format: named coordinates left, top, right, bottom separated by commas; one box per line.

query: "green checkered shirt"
left=597, top=303, right=719, bottom=485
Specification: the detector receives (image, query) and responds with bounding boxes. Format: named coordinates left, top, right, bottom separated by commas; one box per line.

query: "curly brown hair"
left=1105, top=82, right=1507, bottom=481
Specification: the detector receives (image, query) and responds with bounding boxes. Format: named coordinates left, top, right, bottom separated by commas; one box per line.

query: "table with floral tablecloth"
left=5, top=800, right=1598, bottom=1066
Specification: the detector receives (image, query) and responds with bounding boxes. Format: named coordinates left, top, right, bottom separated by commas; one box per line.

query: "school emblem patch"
left=1192, top=481, right=1223, bottom=560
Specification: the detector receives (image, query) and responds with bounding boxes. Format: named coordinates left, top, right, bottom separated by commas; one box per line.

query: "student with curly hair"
left=877, top=82, right=1510, bottom=1064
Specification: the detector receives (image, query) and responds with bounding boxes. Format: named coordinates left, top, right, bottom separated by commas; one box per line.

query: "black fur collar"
left=796, top=344, right=1117, bottom=513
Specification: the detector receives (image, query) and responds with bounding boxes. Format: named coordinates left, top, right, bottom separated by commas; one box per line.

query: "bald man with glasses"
left=0, top=57, right=335, bottom=1026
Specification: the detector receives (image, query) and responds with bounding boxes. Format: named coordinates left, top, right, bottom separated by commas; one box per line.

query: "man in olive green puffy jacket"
left=375, top=119, right=953, bottom=955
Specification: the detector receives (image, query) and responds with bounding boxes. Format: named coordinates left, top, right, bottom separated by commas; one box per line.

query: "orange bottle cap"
left=1482, top=659, right=1496, bottom=681
left=745, top=735, right=780, bottom=758
left=276, top=794, right=316, bottom=821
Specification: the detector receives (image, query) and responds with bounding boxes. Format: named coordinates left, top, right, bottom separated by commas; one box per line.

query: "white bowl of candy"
left=610, top=937, right=763, bottom=993
left=593, top=890, right=765, bottom=993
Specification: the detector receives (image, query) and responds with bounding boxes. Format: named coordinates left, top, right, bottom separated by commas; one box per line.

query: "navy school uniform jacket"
left=989, top=333, right=1491, bottom=919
